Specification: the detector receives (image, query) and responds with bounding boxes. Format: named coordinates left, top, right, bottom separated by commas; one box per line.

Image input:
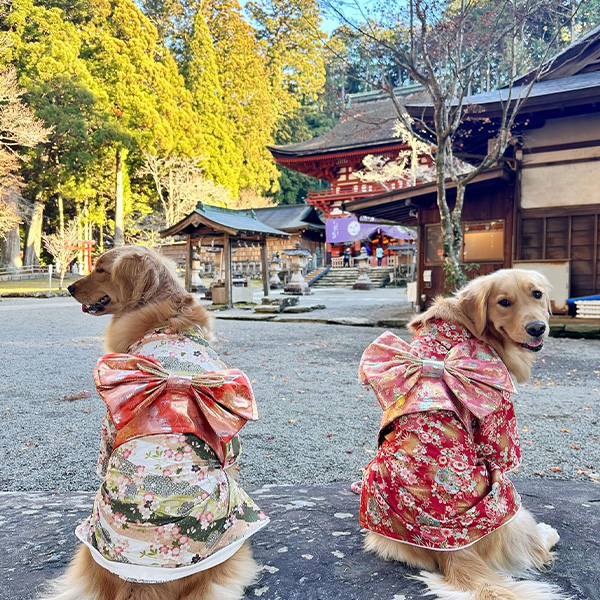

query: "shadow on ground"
left=2, top=481, right=598, bottom=600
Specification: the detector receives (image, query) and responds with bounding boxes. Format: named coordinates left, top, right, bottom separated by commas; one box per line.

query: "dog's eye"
left=498, top=299, right=511, bottom=307
left=96, top=267, right=105, bottom=274
left=532, top=290, right=542, bottom=299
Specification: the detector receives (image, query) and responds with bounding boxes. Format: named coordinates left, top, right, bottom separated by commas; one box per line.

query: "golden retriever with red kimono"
left=357, top=269, right=570, bottom=600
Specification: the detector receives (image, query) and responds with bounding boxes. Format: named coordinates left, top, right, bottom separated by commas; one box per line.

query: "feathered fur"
left=366, top=269, right=570, bottom=599
left=46, top=246, right=258, bottom=600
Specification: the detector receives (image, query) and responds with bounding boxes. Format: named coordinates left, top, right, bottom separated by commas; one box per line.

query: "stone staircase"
left=311, top=267, right=393, bottom=288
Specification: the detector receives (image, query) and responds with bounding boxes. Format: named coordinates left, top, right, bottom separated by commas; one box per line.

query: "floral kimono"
left=76, top=327, right=268, bottom=583
left=358, top=319, right=521, bottom=551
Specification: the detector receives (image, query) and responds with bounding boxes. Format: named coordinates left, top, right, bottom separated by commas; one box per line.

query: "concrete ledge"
left=0, top=291, right=70, bottom=298
left=2, top=481, right=597, bottom=600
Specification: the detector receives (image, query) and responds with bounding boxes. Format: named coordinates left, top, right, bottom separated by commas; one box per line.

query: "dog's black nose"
left=67, top=284, right=76, bottom=296
left=526, top=321, right=546, bottom=337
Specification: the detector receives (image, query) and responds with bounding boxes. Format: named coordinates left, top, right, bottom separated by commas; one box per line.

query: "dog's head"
left=457, top=268, right=551, bottom=354
left=68, top=245, right=184, bottom=316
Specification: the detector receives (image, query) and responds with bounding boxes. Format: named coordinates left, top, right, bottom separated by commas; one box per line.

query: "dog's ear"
left=111, top=248, right=161, bottom=308
left=539, top=273, right=553, bottom=316
left=457, top=276, right=491, bottom=338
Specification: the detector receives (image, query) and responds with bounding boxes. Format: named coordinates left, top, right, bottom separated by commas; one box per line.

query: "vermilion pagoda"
left=268, top=85, right=432, bottom=218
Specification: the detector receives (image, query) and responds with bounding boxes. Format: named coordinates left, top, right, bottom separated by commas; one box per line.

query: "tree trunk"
left=24, top=199, right=44, bottom=267
left=74, top=202, right=81, bottom=273
left=57, top=194, right=64, bottom=239
left=0, top=225, right=22, bottom=270
left=451, top=182, right=467, bottom=290
left=114, top=147, right=124, bottom=247
left=434, top=139, right=464, bottom=292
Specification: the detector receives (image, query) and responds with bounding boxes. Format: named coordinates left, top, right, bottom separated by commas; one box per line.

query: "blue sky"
left=239, top=0, right=371, bottom=36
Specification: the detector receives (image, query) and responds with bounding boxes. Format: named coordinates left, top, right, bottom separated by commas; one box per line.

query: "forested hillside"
left=1, top=0, right=599, bottom=267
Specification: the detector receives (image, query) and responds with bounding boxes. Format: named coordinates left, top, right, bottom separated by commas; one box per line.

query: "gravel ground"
left=0, top=297, right=598, bottom=492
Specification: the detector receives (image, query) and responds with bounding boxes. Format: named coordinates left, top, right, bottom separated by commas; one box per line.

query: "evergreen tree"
left=204, top=0, right=279, bottom=192
left=182, top=9, right=240, bottom=195
left=3, top=0, right=107, bottom=263
left=247, top=0, right=326, bottom=116
left=76, top=0, right=203, bottom=242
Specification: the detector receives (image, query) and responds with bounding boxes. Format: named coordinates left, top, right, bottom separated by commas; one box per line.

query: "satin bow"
left=359, top=331, right=514, bottom=423
left=94, top=353, right=257, bottom=464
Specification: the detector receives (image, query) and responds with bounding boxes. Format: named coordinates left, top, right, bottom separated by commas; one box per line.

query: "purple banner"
left=326, top=216, right=414, bottom=244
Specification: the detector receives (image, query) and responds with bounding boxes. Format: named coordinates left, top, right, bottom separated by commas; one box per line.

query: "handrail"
left=0, top=265, right=49, bottom=276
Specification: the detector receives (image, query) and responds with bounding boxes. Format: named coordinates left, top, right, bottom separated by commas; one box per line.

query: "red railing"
left=306, top=181, right=408, bottom=215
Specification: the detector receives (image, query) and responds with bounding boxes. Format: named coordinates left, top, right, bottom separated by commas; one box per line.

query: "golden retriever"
left=362, top=269, right=570, bottom=600
left=41, top=246, right=261, bottom=600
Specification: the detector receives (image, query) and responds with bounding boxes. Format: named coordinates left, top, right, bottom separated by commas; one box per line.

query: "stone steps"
left=312, top=267, right=393, bottom=288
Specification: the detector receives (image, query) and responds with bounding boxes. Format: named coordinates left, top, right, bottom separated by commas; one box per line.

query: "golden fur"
left=69, top=245, right=212, bottom=352
left=44, top=246, right=258, bottom=600
left=410, top=269, right=552, bottom=383
left=365, top=269, right=569, bottom=600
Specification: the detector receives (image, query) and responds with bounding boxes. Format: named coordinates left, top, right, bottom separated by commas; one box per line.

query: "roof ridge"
left=196, top=202, right=256, bottom=219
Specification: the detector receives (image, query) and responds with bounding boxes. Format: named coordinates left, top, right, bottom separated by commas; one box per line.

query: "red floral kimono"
left=358, top=319, right=521, bottom=551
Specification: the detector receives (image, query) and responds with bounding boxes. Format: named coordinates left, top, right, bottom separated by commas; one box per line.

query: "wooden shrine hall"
left=160, top=203, right=290, bottom=306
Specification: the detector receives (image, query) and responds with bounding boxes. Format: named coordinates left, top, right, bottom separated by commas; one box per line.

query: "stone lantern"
left=282, top=242, right=313, bottom=295
left=191, top=247, right=208, bottom=293
left=353, top=248, right=375, bottom=290
left=269, top=251, right=283, bottom=289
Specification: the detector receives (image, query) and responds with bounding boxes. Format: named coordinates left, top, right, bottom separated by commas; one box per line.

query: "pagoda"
left=267, top=85, right=431, bottom=218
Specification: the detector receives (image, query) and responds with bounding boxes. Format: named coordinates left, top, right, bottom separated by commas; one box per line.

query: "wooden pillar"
left=185, top=234, right=193, bottom=292
left=223, top=233, right=232, bottom=307
left=261, top=236, right=269, bottom=297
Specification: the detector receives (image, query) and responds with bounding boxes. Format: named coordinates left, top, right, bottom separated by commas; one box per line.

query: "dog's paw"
left=537, top=522, right=560, bottom=550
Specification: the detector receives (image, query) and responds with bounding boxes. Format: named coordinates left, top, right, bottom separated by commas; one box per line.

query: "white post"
left=48, top=264, right=53, bottom=292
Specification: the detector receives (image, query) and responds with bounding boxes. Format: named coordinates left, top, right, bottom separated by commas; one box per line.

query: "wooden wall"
left=418, top=177, right=515, bottom=307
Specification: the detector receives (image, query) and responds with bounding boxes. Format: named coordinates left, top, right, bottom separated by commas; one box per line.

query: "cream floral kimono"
left=76, top=327, right=268, bottom=583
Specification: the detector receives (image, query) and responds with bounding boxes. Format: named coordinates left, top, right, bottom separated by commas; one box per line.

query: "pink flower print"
left=171, top=546, right=181, bottom=556
left=399, top=492, right=415, bottom=507
left=258, top=511, right=268, bottom=521
left=398, top=467, right=418, bottom=485
left=179, top=535, right=189, bottom=545
left=120, top=448, right=132, bottom=460
left=183, top=445, right=193, bottom=454
left=199, top=512, right=214, bottom=530
left=143, top=492, right=155, bottom=503
left=174, top=452, right=184, bottom=462
left=451, top=459, right=469, bottom=473
left=164, top=449, right=174, bottom=459
left=114, top=546, right=125, bottom=555
left=139, top=506, right=152, bottom=520
left=441, top=528, right=453, bottom=538
left=162, top=465, right=178, bottom=477
left=437, top=455, right=448, bottom=466
left=159, top=545, right=171, bottom=555
left=133, top=466, right=146, bottom=485
left=418, top=431, right=432, bottom=444
left=112, top=513, right=127, bottom=528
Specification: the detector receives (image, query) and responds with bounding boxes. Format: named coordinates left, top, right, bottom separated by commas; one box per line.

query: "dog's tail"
left=414, top=548, right=571, bottom=600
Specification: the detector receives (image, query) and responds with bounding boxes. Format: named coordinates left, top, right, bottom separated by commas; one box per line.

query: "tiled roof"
left=160, top=203, right=290, bottom=238
left=406, top=70, right=600, bottom=117
left=513, top=23, right=600, bottom=84
left=269, top=85, right=425, bottom=158
left=252, top=204, right=325, bottom=231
